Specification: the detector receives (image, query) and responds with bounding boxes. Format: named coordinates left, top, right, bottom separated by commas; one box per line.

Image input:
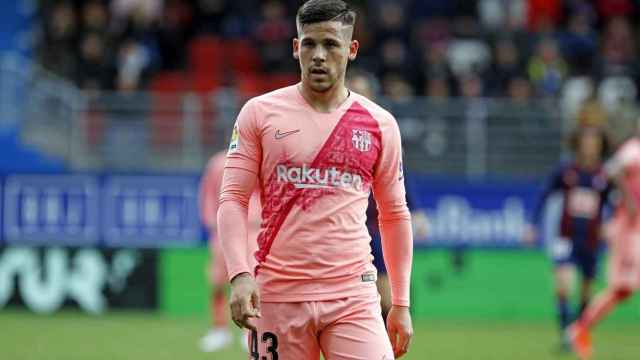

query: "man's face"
left=579, top=129, right=603, bottom=161
left=293, top=21, right=358, bottom=93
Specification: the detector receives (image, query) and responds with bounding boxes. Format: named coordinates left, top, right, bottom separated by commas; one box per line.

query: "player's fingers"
left=395, top=327, right=413, bottom=358
left=387, top=323, right=399, bottom=355
left=238, top=297, right=258, bottom=330
left=228, top=296, right=254, bottom=331
left=243, top=316, right=258, bottom=331
left=230, top=301, right=245, bottom=329
left=251, top=289, right=262, bottom=318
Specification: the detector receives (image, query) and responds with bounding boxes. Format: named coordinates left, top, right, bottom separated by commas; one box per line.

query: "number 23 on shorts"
left=251, top=330, right=279, bottom=360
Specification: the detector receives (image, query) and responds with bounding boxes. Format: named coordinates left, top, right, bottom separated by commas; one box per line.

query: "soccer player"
left=217, top=1, right=414, bottom=359
left=568, top=120, right=640, bottom=360
left=526, top=126, right=613, bottom=349
left=198, top=151, right=260, bottom=352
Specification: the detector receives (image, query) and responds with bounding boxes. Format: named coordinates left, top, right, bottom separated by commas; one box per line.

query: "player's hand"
left=523, top=224, right=537, bottom=247
left=229, top=272, right=261, bottom=331
left=386, top=305, right=413, bottom=358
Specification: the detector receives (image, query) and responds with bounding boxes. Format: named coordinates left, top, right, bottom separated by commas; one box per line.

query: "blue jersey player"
left=527, top=126, right=613, bottom=349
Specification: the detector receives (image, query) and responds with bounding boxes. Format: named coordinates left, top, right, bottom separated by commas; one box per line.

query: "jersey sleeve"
left=218, top=100, right=263, bottom=281
left=225, top=99, right=262, bottom=175
left=218, top=167, right=259, bottom=281
left=372, top=114, right=413, bottom=307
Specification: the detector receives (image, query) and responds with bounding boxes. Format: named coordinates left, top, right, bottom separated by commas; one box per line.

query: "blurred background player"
left=198, top=151, right=261, bottom=352
left=347, top=69, right=428, bottom=320
left=526, top=126, right=613, bottom=349
left=569, top=118, right=640, bottom=360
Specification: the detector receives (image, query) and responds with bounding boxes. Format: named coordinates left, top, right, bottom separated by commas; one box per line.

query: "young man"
left=198, top=151, right=260, bottom=352
left=218, top=1, right=414, bottom=359
left=568, top=120, right=640, bottom=360
left=526, top=126, right=613, bottom=349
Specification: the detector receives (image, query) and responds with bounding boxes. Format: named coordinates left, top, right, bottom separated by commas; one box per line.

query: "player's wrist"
left=230, top=272, right=253, bottom=285
left=391, top=304, right=410, bottom=310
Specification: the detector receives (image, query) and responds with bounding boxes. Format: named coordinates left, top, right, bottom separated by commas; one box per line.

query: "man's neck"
left=298, top=82, right=350, bottom=113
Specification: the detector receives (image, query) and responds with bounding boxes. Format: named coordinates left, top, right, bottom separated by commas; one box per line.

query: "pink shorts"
left=249, top=293, right=393, bottom=360
left=607, top=214, right=640, bottom=290
left=208, top=235, right=228, bottom=286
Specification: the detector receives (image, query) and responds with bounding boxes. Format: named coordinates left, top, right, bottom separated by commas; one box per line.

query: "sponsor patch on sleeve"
left=228, top=124, right=240, bottom=154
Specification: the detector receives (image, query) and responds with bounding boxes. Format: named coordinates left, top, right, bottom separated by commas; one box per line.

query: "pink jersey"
left=607, top=137, right=640, bottom=215
left=218, top=85, right=413, bottom=306
left=605, top=137, right=640, bottom=289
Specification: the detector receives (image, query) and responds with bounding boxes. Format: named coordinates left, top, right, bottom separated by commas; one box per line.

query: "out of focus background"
left=0, top=0, right=639, bottom=359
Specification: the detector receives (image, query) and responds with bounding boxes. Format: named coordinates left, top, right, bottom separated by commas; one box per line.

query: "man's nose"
left=312, top=46, right=327, bottom=62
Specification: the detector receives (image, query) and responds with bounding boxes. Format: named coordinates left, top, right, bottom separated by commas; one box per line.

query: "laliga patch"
left=361, top=271, right=377, bottom=283
left=228, top=124, right=240, bottom=153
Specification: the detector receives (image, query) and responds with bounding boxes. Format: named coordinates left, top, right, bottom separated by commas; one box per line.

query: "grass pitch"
left=1, top=310, right=638, bottom=360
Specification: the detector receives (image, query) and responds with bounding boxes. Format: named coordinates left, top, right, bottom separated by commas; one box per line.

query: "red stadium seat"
left=265, top=73, right=299, bottom=92
left=224, top=39, right=262, bottom=75
left=188, top=36, right=225, bottom=77
left=236, top=73, right=268, bottom=99
left=190, top=72, right=221, bottom=94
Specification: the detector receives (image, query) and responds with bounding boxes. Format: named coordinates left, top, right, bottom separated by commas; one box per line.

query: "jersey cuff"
left=227, top=267, right=253, bottom=283
left=392, top=299, right=410, bottom=307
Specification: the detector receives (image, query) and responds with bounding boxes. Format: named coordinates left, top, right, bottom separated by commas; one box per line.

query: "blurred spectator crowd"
left=37, top=0, right=640, bottom=141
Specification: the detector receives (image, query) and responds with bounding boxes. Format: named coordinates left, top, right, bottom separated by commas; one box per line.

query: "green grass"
left=0, top=310, right=638, bottom=360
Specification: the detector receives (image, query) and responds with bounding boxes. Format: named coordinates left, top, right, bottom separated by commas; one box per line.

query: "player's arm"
left=199, top=159, right=223, bottom=230
left=219, top=167, right=258, bottom=280
left=372, top=116, right=414, bottom=358
left=217, top=99, right=262, bottom=330
left=525, top=165, right=564, bottom=245
left=606, top=152, right=638, bottom=218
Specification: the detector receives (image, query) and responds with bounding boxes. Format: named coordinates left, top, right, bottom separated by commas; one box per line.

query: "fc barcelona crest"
left=351, top=129, right=372, bottom=152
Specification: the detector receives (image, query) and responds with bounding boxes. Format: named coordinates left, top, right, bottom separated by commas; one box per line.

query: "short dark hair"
left=296, top=0, right=356, bottom=29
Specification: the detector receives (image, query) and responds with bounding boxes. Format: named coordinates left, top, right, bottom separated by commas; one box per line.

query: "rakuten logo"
left=276, top=164, right=363, bottom=190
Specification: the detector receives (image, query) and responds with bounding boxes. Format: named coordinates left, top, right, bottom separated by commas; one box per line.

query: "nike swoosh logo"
left=275, top=129, right=300, bottom=140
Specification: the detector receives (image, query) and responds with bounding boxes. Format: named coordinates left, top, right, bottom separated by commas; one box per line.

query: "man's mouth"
left=310, top=68, right=328, bottom=75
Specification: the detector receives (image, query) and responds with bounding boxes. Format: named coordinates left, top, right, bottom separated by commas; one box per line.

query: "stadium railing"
left=1, top=55, right=564, bottom=177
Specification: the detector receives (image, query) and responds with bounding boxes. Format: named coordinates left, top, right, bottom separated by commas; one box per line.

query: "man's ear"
left=348, top=39, right=359, bottom=61
left=293, top=38, right=300, bottom=60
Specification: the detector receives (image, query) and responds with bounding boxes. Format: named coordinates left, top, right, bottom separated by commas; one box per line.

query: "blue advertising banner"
left=3, top=175, right=100, bottom=246
left=0, top=173, right=549, bottom=248
left=0, top=174, right=202, bottom=248
left=407, top=175, right=540, bottom=248
left=102, top=176, right=200, bottom=247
